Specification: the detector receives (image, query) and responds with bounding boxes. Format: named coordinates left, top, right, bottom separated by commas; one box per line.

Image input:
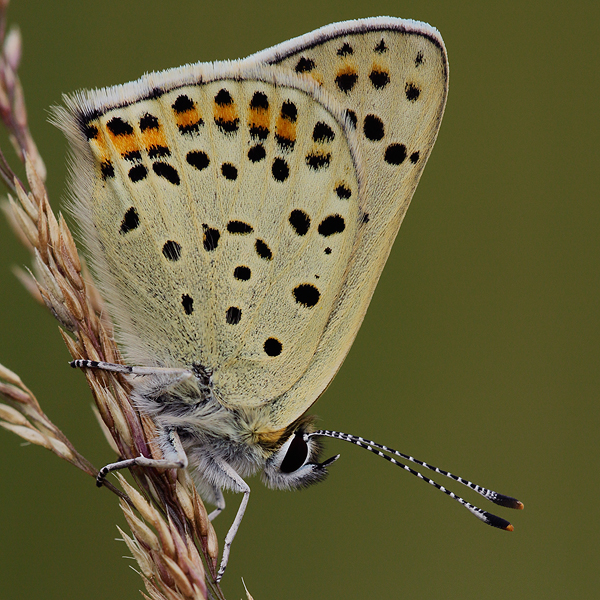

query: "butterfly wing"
left=56, top=17, right=447, bottom=433
left=56, top=64, right=364, bottom=411
left=244, top=18, right=449, bottom=426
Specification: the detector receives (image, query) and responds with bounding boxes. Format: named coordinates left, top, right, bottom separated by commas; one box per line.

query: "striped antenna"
left=308, top=430, right=523, bottom=531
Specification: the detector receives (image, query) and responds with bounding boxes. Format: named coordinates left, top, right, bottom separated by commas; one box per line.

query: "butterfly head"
left=260, top=419, right=339, bottom=490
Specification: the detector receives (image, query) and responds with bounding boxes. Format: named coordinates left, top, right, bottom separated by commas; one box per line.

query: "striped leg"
left=96, top=428, right=188, bottom=486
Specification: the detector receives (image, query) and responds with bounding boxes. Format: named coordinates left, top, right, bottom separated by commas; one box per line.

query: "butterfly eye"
left=279, top=432, right=309, bottom=473
left=262, top=426, right=338, bottom=490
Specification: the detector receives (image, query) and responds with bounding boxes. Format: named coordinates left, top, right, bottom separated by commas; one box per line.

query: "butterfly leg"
left=96, top=427, right=188, bottom=486
left=70, top=358, right=193, bottom=380
left=212, top=457, right=250, bottom=582
left=208, top=486, right=225, bottom=521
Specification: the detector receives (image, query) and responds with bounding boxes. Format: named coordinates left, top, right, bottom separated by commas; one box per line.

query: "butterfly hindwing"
left=244, top=18, right=449, bottom=425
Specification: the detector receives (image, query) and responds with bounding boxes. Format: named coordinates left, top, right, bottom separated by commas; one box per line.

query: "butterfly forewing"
left=59, top=66, right=361, bottom=408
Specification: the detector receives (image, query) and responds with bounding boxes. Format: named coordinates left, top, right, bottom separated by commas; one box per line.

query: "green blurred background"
left=0, top=0, right=597, bottom=598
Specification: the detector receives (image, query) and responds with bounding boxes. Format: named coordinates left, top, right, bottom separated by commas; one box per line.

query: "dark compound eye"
left=280, top=433, right=309, bottom=473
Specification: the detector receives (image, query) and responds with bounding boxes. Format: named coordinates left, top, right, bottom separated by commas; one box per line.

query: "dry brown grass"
left=0, top=2, right=224, bottom=598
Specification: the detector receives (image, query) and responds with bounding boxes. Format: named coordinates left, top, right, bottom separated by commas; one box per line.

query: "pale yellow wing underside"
left=246, top=18, right=448, bottom=426
left=56, top=64, right=363, bottom=411
left=56, top=18, right=448, bottom=431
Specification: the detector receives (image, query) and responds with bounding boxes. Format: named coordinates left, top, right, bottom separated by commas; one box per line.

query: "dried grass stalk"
left=0, top=2, right=224, bottom=598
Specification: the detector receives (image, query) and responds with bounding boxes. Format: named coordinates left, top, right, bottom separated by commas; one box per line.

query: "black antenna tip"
left=492, top=493, right=524, bottom=510
left=484, top=511, right=515, bottom=531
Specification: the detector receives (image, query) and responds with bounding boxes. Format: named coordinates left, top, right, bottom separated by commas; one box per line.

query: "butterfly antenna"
left=309, top=429, right=523, bottom=531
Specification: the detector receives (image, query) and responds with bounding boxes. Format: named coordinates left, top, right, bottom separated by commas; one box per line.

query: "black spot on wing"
left=234, top=266, right=251, bottom=281
left=172, top=95, right=195, bottom=113
left=255, top=239, right=272, bottom=260
left=318, top=215, right=345, bottom=237
left=335, top=70, right=358, bottom=93
left=337, top=43, right=353, bottom=56
left=295, top=57, right=315, bottom=73
left=215, top=88, right=233, bottom=106
left=182, top=294, right=194, bottom=315
left=128, top=164, right=148, bottom=182
left=363, top=115, right=384, bottom=141
left=84, top=124, right=98, bottom=140
left=221, top=163, right=238, bottom=180
left=369, top=69, right=390, bottom=90
left=101, top=160, right=114, bottom=180
left=226, top=306, right=242, bottom=325
left=335, top=183, right=352, bottom=199
left=148, top=145, right=170, bottom=159
left=280, top=101, right=298, bottom=122
left=306, top=152, right=331, bottom=170
left=264, top=337, right=282, bottom=356
left=250, top=91, right=269, bottom=109
left=272, top=158, right=289, bottom=182
left=313, top=121, right=335, bottom=143
left=122, top=150, right=141, bottom=162
left=289, top=210, right=310, bottom=236
left=293, top=284, right=320, bottom=307
left=153, top=162, right=180, bottom=185
left=384, top=143, right=407, bottom=165
left=139, top=113, right=159, bottom=131
left=405, top=82, right=421, bottom=101
left=162, top=240, right=182, bottom=261
left=374, top=39, right=387, bottom=53
left=187, top=150, right=210, bottom=170
left=107, top=117, right=133, bottom=136
left=203, top=225, right=220, bottom=251
left=248, top=144, right=266, bottom=162
left=120, top=207, right=139, bottom=234
left=227, top=221, right=253, bottom=234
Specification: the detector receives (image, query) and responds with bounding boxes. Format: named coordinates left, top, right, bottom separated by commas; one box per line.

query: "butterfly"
left=55, top=17, right=522, bottom=580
